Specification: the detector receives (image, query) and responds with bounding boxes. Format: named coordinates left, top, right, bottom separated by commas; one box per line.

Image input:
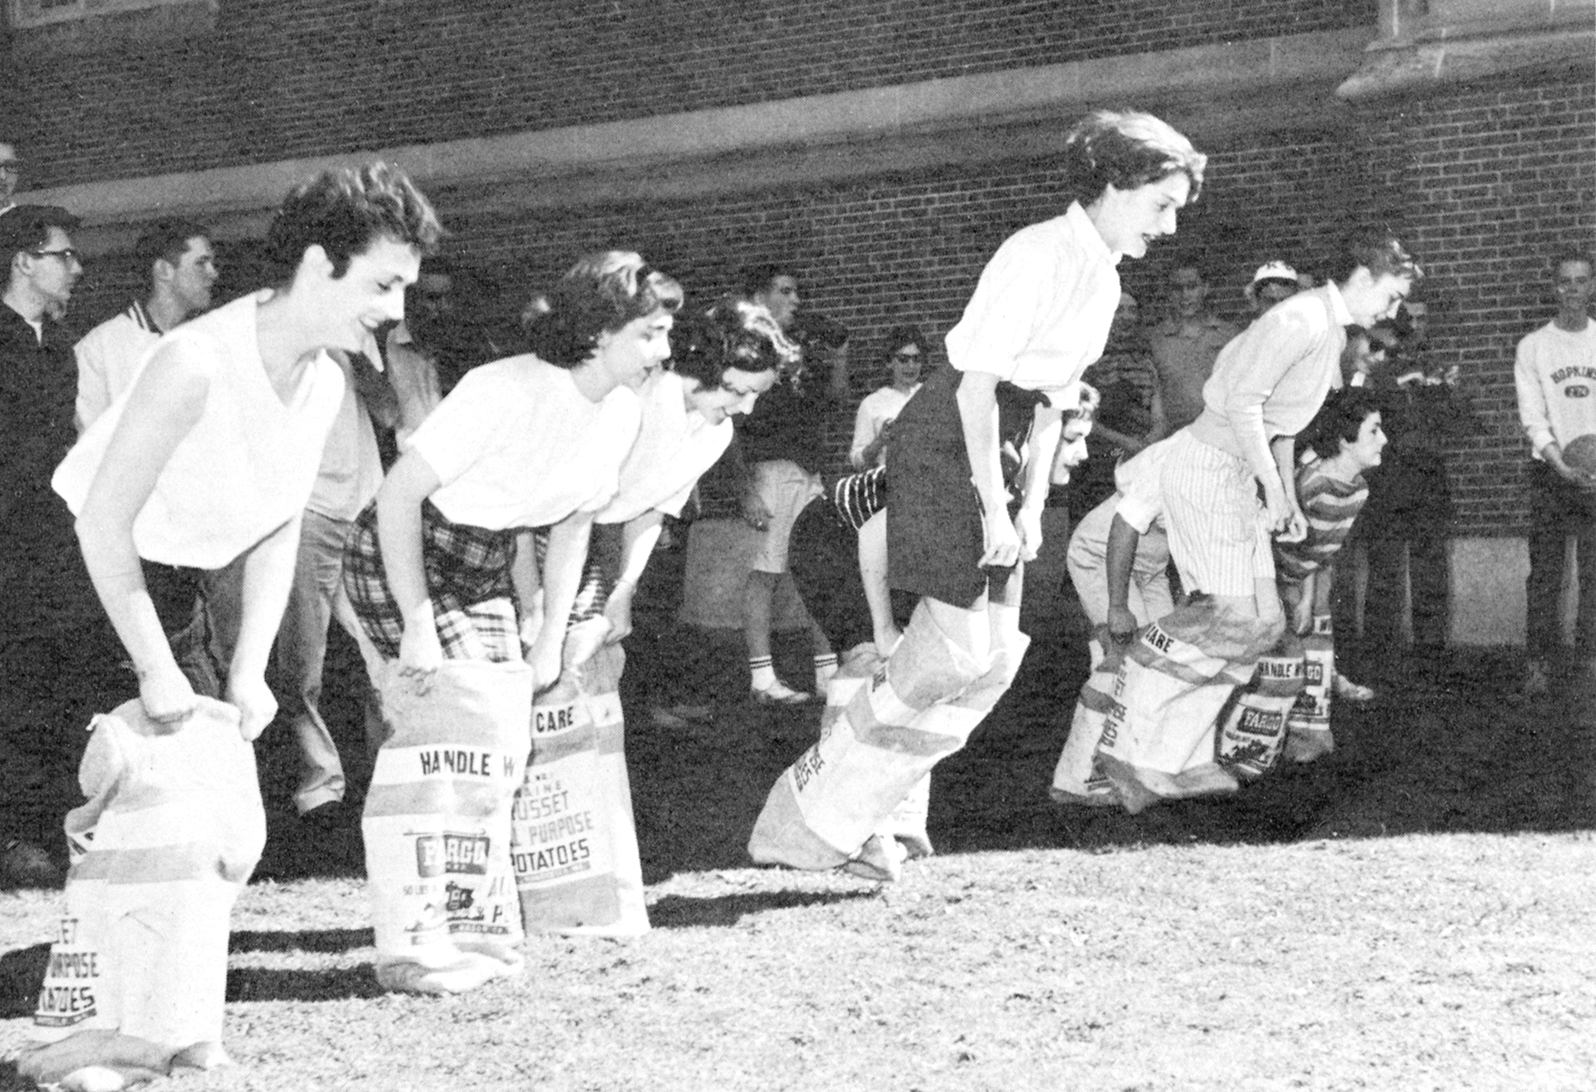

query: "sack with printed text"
left=19, top=697, right=264, bottom=1091
left=363, top=658, right=531, bottom=994
left=513, top=638, right=648, bottom=936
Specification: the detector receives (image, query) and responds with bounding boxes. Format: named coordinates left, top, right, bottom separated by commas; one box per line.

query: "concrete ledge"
left=13, top=26, right=1372, bottom=251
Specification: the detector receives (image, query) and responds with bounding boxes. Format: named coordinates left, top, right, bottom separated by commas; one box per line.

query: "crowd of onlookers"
left=1, top=126, right=1592, bottom=888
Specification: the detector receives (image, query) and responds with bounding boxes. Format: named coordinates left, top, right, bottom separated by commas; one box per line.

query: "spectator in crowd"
left=0, top=140, right=20, bottom=216
left=1514, top=249, right=1596, bottom=697
left=53, top=163, right=438, bottom=742
left=1147, top=259, right=1239, bottom=436
left=1355, top=301, right=1473, bottom=679
left=0, top=205, right=107, bottom=887
left=733, top=263, right=849, bottom=703
left=1071, top=290, right=1161, bottom=520
left=850, top=324, right=927, bottom=470
left=1244, top=260, right=1301, bottom=319
left=74, top=218, right=218, bottom=432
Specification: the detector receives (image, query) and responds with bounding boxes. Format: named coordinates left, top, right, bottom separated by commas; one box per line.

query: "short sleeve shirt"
left=410, top=355, right=642, bottom=530
left=944, top=202, right=1122, bottom=401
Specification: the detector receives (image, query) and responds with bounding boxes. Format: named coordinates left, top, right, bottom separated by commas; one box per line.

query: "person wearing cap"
left=1245, top=260, right=1302, bottom=318
left=1147, top=259, right=1240, bottom=435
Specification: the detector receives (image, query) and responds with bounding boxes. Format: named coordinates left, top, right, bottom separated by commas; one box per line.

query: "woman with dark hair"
left=850, top=323, right=927, bottom=469
left=345, top=250, right=681, bottom=689
left=588, top=299, right=795, bottom=646
left=514, top=299, right=795, bottom=937
left=751, top=109, right=1201, bottom=879
left=345, top=250, right=680, bottom=993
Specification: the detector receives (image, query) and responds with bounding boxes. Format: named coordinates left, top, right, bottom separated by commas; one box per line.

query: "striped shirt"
left=1273, top=458, right=1368, bottom=582
left=827, top=466, right=887, bottom=532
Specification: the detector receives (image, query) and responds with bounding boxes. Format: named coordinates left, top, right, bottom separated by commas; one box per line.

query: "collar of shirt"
left=1325, top=281, right=1353, bottom=327
left=1064, top=200, right=1119, bottom=269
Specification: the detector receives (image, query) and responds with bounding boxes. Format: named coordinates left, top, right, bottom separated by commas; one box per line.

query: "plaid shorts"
left=344, top=500, right=524, bottom=663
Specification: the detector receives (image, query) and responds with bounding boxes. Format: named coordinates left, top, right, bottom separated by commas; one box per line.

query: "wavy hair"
left=524, top=250, right=684, bottom=368
left=669, top=298, right=800, bottom=389
left=1059, top=109, right=1206, bottom=208
left=264, top=162, right=442, bottom=279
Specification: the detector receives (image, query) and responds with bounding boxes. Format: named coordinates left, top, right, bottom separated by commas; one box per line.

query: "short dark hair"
left=1060, top=109, right=1206, bottom=207
left=1306, top=387, right=1381, bottom=451
left=0, top=204, right=80, bottom=267
left=524, top=251, right=684, bottom=368
left=133, top=218, right=211, bottom=282
left=669, top=298, right=800, bottom=389
left=740, top=262, right=796, bottom=300
left=881, top=323, right=927, bottom=363
left=264, top=162, right=442, bottom=280
left=1325, top=229, right=1422, bottom=286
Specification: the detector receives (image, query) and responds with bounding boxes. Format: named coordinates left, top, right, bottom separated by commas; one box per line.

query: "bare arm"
left=603, top=510, right=665, bottom=644
left=955, top=370, right=1019, bottom=568
left=1270, top=435, right=1306, bottom=542
left=1015, top=402, right=1063, bottom=561
left=856, top=510, right=901, bottom=653
left=510, top=530, right=544, bottom=649
left=374, top=450, right=445, bottom=676
left=1104, top=513, right=1142, bottom=652
left=528, top=511, right=594, bottom=689
left=74, top=346, right=212, bottom=723
left=226, top=513, right=302, bottom=738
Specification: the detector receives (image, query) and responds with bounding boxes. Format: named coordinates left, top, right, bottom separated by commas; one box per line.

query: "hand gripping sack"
left=21, top=697, right=264, bottom=1088
left=1095, top=599, right=1280, bottom=813
left=1284, top=614, right=1336, bottom=763
left=1216, top=648, right=1306, bottom=780
left=363, top=659, right=532, bottom=993
left=513, top=641, right=648, bottom=936
left=749, top=600, right=1024, bottom=872
left=1051, top=628, right=1125, bottom=807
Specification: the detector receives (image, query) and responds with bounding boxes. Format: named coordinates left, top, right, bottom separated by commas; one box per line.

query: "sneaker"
left=751, top=679, right=811, bottom=706
left=1523, top=659, right=1551, bottom=698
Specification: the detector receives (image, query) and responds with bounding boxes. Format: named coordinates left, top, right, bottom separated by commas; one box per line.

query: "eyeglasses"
left=0, top=163, right=19, bottom=175
left=891, top=351, right=924, bottom=362
left=30, top=248, right=81, bottom=263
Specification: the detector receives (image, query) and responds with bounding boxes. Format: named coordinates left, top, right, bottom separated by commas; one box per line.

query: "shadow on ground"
left=13, top=556, right=1595, bottom=893
left=648, top=889, right=877, bottom=930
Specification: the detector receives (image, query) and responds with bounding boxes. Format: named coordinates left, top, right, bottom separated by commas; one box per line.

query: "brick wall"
left=1363, top=71, right=1596, bottom=536
left=400, top=126, right=1365, bottom=514
left=4, top=0, right=1373, bottom=187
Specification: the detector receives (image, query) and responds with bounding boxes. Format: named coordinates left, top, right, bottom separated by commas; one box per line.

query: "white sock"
left=750, top=655, right=776, bottom=690
left=814, top=652, right=838, bottom=691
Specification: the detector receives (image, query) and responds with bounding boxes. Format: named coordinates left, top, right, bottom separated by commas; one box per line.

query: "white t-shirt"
left=409, top=355, right=642, bottom=530
left=944, top=201, right=1121, bottom=404
left=53, top=292, right=346, bottom=570
left=1515, top=319, right=1596, bottom=459
left=850, top=384, right=918, bottom=468
left=594, top=370, right=733, bottom=525
left=73, top=300, right=162, bottom=432
left=1066, top=436, right=1176, bottom=581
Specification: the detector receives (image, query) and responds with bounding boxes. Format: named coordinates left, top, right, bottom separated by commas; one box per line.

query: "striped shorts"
left=1159, top=430, right=1275, bottom=598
